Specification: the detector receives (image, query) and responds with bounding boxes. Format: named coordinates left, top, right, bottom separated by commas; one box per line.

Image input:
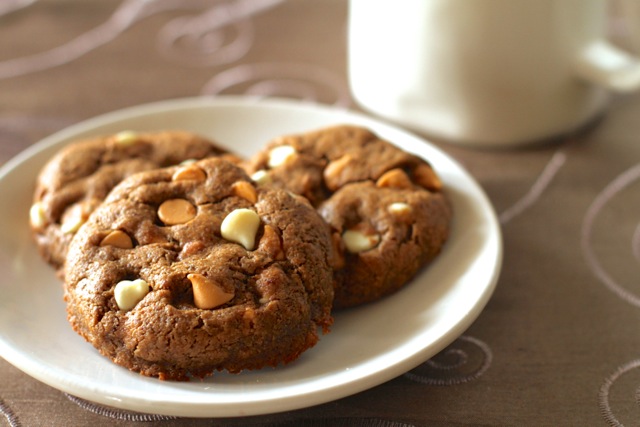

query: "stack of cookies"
left=29, top=126, right=452, bottom=380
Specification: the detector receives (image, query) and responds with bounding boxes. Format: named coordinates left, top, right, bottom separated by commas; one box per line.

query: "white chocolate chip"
left=179, top=158, right=197, bottom=165
left=267, top=145, right=296, bottom=168
left=60, top=201, right=98, bottom=234
left=60, top=213, right=85, bottom=234
left=388, top=202, right=412, bottom=214
left=342, top=229, right=380, bottom=253
left=114, top=130, right=138, bottom=146
left=114, top=279, right=149, bottom=311
left=251, top=170, right=271, bottom=185
left=220, top=208, right=260, bottom=250
left=29, top=202, right=46, bottom=228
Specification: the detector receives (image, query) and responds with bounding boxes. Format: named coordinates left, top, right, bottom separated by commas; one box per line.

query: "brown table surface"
left=1, top=1, right=640, bottom=426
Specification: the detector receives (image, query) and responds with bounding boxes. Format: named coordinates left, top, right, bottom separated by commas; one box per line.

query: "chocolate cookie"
left=29, top=130, right=234, bottom=274
left=243, top=125, right=452, bottom=309
left=63, top=158, right=334, bottom=380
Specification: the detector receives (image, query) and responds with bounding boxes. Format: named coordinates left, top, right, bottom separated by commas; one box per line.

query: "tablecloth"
left=1, top=1, right=639, bottom=425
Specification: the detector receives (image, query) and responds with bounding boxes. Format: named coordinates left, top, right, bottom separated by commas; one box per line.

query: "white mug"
left=348, top=0, right=640, bottom=147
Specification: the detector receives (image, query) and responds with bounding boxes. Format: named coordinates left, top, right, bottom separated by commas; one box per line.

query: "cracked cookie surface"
left=244, top=125, right=452, bottom=309
left=64, top=158, right=334, bottom=380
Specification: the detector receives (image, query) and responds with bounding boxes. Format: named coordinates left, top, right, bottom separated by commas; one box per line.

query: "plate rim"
left=0, top=95, right=502, bottom=417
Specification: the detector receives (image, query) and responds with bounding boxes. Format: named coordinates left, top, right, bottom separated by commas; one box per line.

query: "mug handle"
left=574, top=40, right=640, bottom=92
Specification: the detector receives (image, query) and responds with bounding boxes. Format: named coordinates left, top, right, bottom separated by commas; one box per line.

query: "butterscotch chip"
left=323, top=154, right=355, bottom=191
left=244, top=125, right=451, bottom=309
left=99, top=230, right=133, bottom=249
left=231, top=181, right=258, bottom=203
left=188, top=273, right=234, bottom=309
left=172, top=165, right=206, bottom=182
left=376, top=168, right=413, bottom=189
left=30, top=130, right=232, bottom=275
left=412, top=163, right=442, bottom=191
left=158, top=199, right=196, bottom=225
left=180, top=240, right=206, bottom=258
left=257, top=224, right=285, bottom=260
left=64, top=158, right=334, bottom=380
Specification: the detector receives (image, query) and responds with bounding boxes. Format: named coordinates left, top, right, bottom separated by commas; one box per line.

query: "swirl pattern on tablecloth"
left=599, top=358, right=640, bottom=427
left=0, top=398, right=20, bottom=427
left=582, top=164, right=640, bottom=425
left=65, top=394, right=177, bottom=422
left=581, top=163, right=640, bottom=307
left=499, top=149, right=567, bottom=225
left=66, top=393, right=417, bottom=426
left=403, top=336, right=492, bottom=386
left=156, top=0, right=284, bottom=67
left=201, top=62, right=352, bottom=107
left=0, top=0, right=282, bottom=80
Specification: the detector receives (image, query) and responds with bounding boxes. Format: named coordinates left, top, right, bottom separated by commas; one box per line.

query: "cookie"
left=243, top=125, right=452, bottom=309
left=63, top=158, right=334, bottom=380
left=318, top=181, right=451, bottom=308
left=29, top=130, right=235, bottom=274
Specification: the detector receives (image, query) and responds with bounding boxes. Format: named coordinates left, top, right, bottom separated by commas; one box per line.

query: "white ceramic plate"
left=0, top=96, right=501, bottom=418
